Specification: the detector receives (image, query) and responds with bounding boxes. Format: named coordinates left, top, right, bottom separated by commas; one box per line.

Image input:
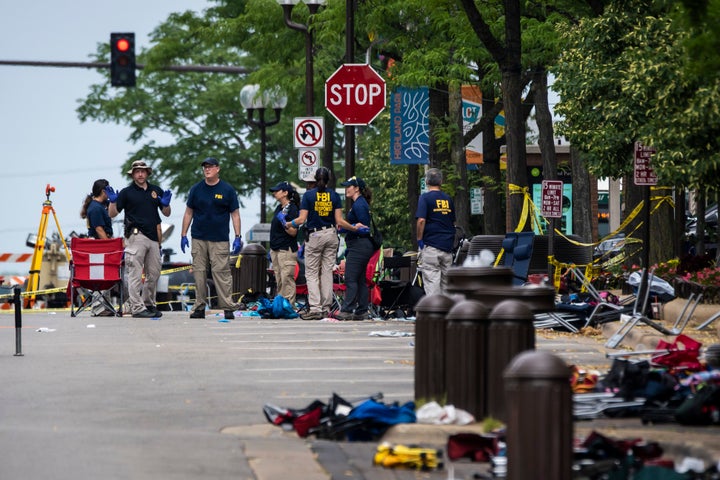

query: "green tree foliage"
left=553, top=0, right=720, bottom=190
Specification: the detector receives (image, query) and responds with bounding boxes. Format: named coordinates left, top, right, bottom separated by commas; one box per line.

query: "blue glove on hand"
left=160, top=190, right=172, bottom=207
left=357, top=226, right=370, bottom=234
left=180, top=236, right=189, bottom=254
left=232, top=236, right=243, bottom=255
left=104, top=186, right=118, bottom=203
left=276, top=212, right=287, bottom=225
left=418, top=239, right=425, bottom=250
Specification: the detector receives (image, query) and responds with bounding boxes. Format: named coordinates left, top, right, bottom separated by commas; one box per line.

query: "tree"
left=552, top=0, right=682, bottom=265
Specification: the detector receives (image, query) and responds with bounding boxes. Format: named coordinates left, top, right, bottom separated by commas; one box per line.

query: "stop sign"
left=325, top=64, right=386, bottom=125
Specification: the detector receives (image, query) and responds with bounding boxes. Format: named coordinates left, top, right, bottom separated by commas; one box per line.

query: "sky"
left=0, top=0, right=265, bottom=275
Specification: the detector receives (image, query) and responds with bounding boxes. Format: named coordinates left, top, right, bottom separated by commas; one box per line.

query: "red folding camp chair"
left=365, top=249, right=384, bottom=318
left=68, top=237, right=124, bottom=317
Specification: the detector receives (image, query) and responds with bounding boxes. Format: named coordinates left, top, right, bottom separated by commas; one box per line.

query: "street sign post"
left=633, top=141, right=657, bottom=186
left=293, top=117, right=324, bottom=149
left=541, top=180, right=564, bottom=218
left=325, top=64, right=386, bottom=125
left=298, top=149, right=320, bottom=181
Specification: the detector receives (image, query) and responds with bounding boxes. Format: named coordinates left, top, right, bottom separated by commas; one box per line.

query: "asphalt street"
left=0, top=308, right=714, bottom=479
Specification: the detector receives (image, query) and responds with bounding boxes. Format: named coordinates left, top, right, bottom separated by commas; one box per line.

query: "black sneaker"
left=352, top=311, right=372, bottom=321
left=334, top=311, right=355, bottom=321
left=224, top=310, right=235, bottom=320
left=132, top=310, right=156, bottom=318
left=145, top=306, right=162, bottom=318
left=189, top=310, right=205, bottom=319
left=300, top=310, right=323, bottom=321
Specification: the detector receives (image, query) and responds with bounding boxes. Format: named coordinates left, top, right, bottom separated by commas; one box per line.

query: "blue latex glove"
left=180, top=236, right=189, bottom=254
left=297, top=244, right=304, bottom=260
left=159, top=190, right=172, bottom=207
left=357, top=226, right=370, bottom=234
left=232, top=236, right=243, bottom=255
left=104, top=185, right=118, bottom=203
left=337, top=227, right=347, bottom=234
left=418, top=239, right=425, bottom=250
left=276, top=212, right=287, bottom=224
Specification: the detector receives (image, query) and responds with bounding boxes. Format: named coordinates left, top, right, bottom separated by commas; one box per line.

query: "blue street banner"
left=390, top=87, right=429, bottom=164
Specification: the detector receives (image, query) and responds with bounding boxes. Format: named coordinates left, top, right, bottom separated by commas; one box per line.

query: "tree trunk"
left=502, top=0, right=528, bottom=232
left=449, top=82, right=470, bottom=235
left=624, top=178, right=644, bottom=269
left=429, top=85, right=450, bottom=169
left=409, top=164, right=420, bottom=249
left=570, top=147, right=593, bottom=243
left=481, top=88, right=505, bottom=235
left=650, top=186, right=675, bottom=265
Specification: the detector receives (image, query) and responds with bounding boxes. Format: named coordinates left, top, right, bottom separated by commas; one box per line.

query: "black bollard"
left=13, top=286, right=23, bottom=357
left=414, top=294, right=455, bottom=404
left=445, top=300, right=490, bottom=419
left=486, top=299, right=535, bottom=421
left=504, top=351, right=572, bottom=480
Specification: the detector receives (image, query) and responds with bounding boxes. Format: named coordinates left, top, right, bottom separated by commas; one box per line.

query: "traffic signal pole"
left=0, top=59, right=251, bottom=74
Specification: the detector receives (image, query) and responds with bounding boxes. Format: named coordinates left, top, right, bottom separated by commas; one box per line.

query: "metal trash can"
left=486, top=299, right=535, bottom=421
left=414, top=294, right=455, bottom=404
left=445, top=300, right=491, bottom=420
left=504, top=351, right=572, bottom=480
left=231, top=243, right=267, bottom=302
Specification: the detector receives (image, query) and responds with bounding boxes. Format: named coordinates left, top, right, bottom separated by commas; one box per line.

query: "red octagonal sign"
left=325, top=63, right=386, bottom=126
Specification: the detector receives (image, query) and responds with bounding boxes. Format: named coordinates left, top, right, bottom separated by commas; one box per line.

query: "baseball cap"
left=201, top=157, right=219, bottom=167
left=269, top=181, right=293, bottom=193
left=127, top=160, right=152, bottom=176
left=340, top=176, right=366, bottom=189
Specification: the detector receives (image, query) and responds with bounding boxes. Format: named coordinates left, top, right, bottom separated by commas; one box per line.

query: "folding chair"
left=68, top=237, right=124, bottom=317
left=365, top=248, right=384, bottom=318
left=604, top=269, right=694, bottom=349
left=499, top=232, right=535, bottom=286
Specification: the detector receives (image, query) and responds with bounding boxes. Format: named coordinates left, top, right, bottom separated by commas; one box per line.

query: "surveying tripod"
left=25, top=184, right=71, bottom=308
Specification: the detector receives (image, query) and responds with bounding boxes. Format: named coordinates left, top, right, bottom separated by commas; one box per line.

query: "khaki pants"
left=420, top=245, right=452, bottom=297
left=125, top=232, right=161, bottom=314
left=190, top=239, right=236, bottom=313
left=271, top=248, right=297, bottom=305
left=303, top=228, right=338, bottom=314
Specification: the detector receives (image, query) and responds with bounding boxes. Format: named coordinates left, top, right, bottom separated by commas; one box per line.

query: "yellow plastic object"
left=372, top=443, right=442, bottom=471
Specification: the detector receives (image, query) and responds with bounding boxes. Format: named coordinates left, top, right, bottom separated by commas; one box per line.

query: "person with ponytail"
left=81, top=179, right=113, bottom=239
left=289, top=167, right=364, bottom=320
left=269, top=181, right=300, bottom=305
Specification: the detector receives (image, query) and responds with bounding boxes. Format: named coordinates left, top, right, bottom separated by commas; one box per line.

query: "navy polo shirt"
left=416, top=190, right=456, bottom=252
left=300, top=187, right=342, bottom=230
left=345, top=196, right=371, bottom=241
left=270, top=203, right=299, bottom=251
left=86, top=199, right=113, bottom=238
left=186, top=180, right=239, bottom=242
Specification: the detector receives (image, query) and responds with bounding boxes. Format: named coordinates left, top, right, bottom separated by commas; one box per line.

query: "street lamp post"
left=240, top=84, right=287, bottom=224
left=276, top=0, right=325, bottom=116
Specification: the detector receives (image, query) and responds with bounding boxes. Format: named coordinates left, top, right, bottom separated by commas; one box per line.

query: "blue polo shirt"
left=86, top=199, right=113, bottom=238
left=345, top=196, right=371, bottom=241
left=416, top=190, right=455, bottom=252
left=300, top=187, right=342, bottom=230
left=186, top=180, right=239, bottom=242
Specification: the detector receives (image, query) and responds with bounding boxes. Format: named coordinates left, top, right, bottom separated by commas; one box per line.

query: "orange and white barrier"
left=0, top=253, right=32, bottom=263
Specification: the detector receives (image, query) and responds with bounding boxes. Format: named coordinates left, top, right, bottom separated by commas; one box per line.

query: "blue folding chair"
left=501, top=232, right=535, bottom=286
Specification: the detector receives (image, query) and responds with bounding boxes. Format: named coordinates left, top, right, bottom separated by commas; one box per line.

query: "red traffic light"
left=116, top=38, right=130, bottom=52
left=110, top=32, right=136, bottom=87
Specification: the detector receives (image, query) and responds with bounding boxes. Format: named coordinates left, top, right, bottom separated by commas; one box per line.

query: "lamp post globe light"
left=240, top=84, right=287, bottom=224
left=276, top=0, right=326, bottom=116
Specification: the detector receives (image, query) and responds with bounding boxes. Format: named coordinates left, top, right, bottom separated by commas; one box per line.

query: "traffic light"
left=110, top=33, right=136, bottom=87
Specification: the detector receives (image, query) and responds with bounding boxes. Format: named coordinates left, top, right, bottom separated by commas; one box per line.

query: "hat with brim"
left=201, top=157, right=219, bottom=167
left=127, top=160, right=152, bottom=176
left=269, top=181, right=293, bottom=193
left=340, top=176, right=366, bottom=190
